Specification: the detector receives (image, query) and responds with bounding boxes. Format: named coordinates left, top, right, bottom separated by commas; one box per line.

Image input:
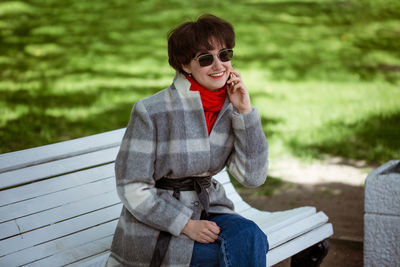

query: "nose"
left=212, top=55, right=224, bottom=70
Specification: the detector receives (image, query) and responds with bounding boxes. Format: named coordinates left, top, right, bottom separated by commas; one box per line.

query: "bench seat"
left=0, top=129, right=333, bottom=266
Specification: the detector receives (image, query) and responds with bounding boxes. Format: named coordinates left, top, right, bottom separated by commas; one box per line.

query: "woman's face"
left=182, top=41, right=232, bottom=91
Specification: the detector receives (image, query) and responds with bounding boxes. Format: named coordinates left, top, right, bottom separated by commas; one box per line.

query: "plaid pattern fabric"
left=107, top=73, right=268, bottom=266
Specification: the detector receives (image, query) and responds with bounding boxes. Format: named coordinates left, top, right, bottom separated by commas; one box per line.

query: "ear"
left=181, top=64, right=191, bottom=75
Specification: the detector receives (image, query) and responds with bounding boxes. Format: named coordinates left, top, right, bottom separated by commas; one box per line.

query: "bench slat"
left=213, top=170, right=230, bottom=184
left=0, top=205, right=121, bottom=257
left=0, top=190, right=120, bottom=240
left=241, top=206, right=322, bottom=249
left=266, top=211, right=328, bottom=249
left=0, top=163, right=115, bottom=207
left=0, top=220, right=19, bottom=241
left=0, top=129, right=124, bottom=173
left=234, top=200, right=252, bottom=213
left=0, top=221, right=118, bottom=266
left=241, top=207, right=270, bottom=219
left=221, top=183, right=238, bottom=196
left=267, top=223, right=333, bottom=266
left=26, top=236, right=114, bottom=267
left=0, top=177, right=115, bottom=223
left=0, top=147, right=119, bottom=189
left=252, top=207, right=316, bottom=234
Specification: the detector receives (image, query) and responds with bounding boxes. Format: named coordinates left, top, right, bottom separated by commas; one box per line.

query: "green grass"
left=250, top=78, right=400, bottom=164
left=1, top=0, right=399, bottom=166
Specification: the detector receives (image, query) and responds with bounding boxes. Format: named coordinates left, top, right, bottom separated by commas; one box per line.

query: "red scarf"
left=186, top=75, right=227, bottom=135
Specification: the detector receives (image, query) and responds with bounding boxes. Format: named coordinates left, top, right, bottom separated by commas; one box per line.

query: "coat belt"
left=150, top=176, right=212, bottom=267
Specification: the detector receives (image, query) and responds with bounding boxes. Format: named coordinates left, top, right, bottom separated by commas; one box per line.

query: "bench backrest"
left=0, top=129, right=123, bottom=266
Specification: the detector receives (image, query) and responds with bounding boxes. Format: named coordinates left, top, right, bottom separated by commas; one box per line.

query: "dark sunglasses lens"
left=198, top=55, right=214, bottom=66
left=219, top=50, right=233, bottom=62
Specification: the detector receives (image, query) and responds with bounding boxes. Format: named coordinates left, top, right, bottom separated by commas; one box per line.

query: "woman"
left=106, top=14, right=269, bottom=267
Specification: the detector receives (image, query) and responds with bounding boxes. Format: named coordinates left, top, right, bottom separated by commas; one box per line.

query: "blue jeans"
left=190, top=213, right=269, bottom=267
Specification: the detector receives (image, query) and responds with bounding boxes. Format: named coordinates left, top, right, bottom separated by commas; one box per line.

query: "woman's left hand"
left=227, top=70, right=252, bottom=114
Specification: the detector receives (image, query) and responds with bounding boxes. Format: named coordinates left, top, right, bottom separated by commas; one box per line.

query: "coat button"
left=193, top=201, right=200, bottom=207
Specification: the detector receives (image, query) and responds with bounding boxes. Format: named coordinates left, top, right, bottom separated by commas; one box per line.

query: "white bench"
left=0, top=128, right=333, bottom=266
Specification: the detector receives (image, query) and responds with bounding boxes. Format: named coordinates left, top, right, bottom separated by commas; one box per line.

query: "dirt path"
left=238, top=156, right=375, bottom=266
left=269, top=156, right=373, bottom=187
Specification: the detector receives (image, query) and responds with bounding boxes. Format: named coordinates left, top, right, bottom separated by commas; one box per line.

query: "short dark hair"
left=168, top=14, right=235, bottom=74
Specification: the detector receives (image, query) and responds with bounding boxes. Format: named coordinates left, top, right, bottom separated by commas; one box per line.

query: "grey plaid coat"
left=107, top=73, right=268, bottom=267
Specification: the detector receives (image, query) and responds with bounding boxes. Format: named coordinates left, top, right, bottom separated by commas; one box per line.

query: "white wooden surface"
left=0, top=129, right=333, bottom=266
left=0, top=128, right=125, bottom=173
left=0, top=147, right=120, bottom=189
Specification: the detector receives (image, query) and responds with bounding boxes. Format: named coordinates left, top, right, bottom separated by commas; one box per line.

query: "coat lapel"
left=171, top=73, right=211, bottom=175
left=173, top=72, right=232, bottom=136
left=173, top=72, right=209, bottom=138
left=213, top=96, right=231, bottom=131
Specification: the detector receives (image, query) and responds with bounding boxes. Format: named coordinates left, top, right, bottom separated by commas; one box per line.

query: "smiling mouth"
left=209, top=72, right=225, bottom=78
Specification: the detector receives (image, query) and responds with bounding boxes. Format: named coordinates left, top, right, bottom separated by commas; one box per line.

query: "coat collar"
left=173, top=72, right=197, bottom=98
left=171, top=71, right=232, bottom=134
left=172, top=71, right=231, bottom=109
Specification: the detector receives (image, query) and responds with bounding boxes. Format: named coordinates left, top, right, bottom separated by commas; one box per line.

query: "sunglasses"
left=194, top=49, right=234, bottom=67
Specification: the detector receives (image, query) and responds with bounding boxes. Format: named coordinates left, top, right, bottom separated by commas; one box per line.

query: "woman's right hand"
left=181, top=219, right=220, bottom=243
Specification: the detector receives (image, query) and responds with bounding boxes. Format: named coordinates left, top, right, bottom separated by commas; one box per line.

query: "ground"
left=238, top=155, right=373, bottom=267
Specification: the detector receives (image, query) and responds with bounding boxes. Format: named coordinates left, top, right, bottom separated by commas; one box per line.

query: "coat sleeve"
left=226, top=107, right=269, bottom=187
left=115, top=100, right=193, bottom=236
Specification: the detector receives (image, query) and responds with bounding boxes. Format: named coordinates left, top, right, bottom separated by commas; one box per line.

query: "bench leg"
left=290, top=239, right=329, bottom=267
